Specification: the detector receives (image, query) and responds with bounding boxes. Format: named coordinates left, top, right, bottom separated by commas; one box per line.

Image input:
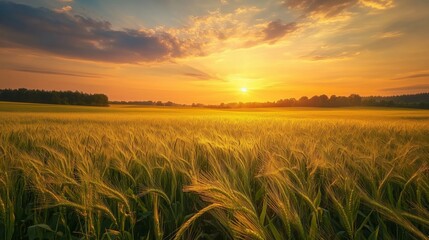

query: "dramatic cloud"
left=0, top=2, right=182, bottom=63
left=0, top=0, right=397, bottom=65
left=0, top=2, right=289, bottom=63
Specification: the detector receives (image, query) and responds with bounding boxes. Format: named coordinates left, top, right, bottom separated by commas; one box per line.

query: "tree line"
left=202, top=93, right=429, bottom=109
left=0, top=88, right=108, bottom=106
left=112, top=93, right=429, bottom=109
left=1, top=88, right=428, bottom=109
left=110, top=100, right=183, bottom=107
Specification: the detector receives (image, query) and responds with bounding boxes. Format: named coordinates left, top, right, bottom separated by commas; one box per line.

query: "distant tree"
left=348, top=94, right=362, bottom=106
left=277, top=98, right=296, bottom=107
left=329, top=95, right=338, bottom=107
left=319, top=94, right=329, bottom=107
left=298, top=96, right=309, bottom=107
left=309, top=95, right=320, bottom=107
left=200, top=93, right=429, bottom=109
left=0, top=88, right=108, bottom=106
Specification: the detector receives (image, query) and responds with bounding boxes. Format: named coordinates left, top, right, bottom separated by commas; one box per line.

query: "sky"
left=0, top=0, right=428, bottom=104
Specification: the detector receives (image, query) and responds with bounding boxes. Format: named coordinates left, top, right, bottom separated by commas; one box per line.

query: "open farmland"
left=0, top=102, right=429, bottom=239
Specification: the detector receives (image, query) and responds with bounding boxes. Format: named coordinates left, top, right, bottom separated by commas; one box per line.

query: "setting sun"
left=240, top=87, right=248, bottom=93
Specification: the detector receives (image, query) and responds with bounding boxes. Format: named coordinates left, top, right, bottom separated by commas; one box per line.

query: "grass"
left=0, top=101, right=428, bottom=239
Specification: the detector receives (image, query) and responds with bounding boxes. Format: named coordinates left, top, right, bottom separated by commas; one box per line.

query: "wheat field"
left=0, top=102, right=428, bottom=240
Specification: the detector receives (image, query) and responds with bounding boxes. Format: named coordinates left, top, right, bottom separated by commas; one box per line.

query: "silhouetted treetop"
left=204, top=93, right=429, bottom=109
left=0, top=88, right=108, bottom=106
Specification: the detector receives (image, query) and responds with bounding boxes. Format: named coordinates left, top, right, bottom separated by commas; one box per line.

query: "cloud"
left=165, top=7, right=265, bottom=55
left=282, top=0, right=358, bottom=19
left=378, top=31, right=402, bottom=39
left=360, top=0, right=394, bottom=9
left=170, top=7, right=299, bottom=51
left=392, top=72, right=429, bottom=80
left=4, top=65, right=105, bottom=78
left=181, top=65, right=222, bottom=81
left=0, top=2, right=272, bottom=63
left=55, top=5, right=72, bottom=13
left=0, top=1, right=397, bottom=64
left=263, top=20, right=298, bottom=42
left=304, top=50, right=361, bottom=61
left=0, top=2, right=183, bottom=63
left=183, top=72, right=217, bottom=81
left=282, top=0, right=395, bottom=19
left=381, top=84, right=429, bottom=92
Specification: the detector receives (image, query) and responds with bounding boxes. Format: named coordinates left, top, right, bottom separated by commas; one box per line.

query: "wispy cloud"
left=381, top=84, right=429, bottom=92
left=392, top=72, right=429, bottom=80
left=282, top=0, right=357, bottom=19
left=282, top=0, right=395, bottom=20
left=183, top=72, right=216, bottom=81
left=360, top=0, right=394, bottom=10
left=4, top=65, right=105, bottom=78
left=55, top=5, right=72, bottom=13
left=181, top=65, right=222, bottom=81
left=304, top=50, right=361, bottom=61
left=378, top=31, right=402, bottom=39
left=165, top=7, right=266, bottom=55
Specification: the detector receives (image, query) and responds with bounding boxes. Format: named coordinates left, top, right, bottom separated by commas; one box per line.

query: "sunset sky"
left=0, top=0, right=428, bottom=104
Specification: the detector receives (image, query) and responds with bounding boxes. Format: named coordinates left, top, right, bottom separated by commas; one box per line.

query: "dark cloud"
left=263, top=20, right=298, bottom=42
left=0, top=1, right=183, bottom=63
left=382, top=84, right=429, bottom=92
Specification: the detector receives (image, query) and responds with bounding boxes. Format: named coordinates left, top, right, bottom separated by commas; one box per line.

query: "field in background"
left=1, top=102, right=428, bottom=239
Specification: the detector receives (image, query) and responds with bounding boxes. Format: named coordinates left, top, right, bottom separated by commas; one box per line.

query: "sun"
left=240, top=87, right=248, bottom=93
